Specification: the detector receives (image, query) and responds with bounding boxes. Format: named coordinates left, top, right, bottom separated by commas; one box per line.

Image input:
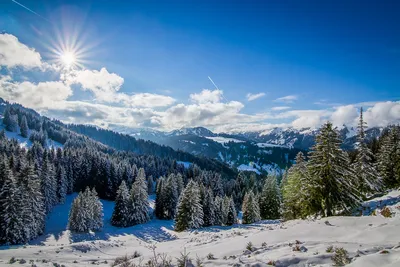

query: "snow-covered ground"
left=1, top=191, right=400, bottom=267
left=257, top=143, right=288, bottom=148
left=205, top=136, right=245, bottom=144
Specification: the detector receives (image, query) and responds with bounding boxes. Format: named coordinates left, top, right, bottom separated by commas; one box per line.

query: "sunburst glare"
left=60, top=51, right=76, bottom=67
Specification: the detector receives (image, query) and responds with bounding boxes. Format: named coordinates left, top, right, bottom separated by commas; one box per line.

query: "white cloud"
left=274, top=95, right=298, bottom=103
left=0, top=33, right=42, bottom=69
left=271, top=106, right=291, bottom=111
left=67, top=67, right=124, bottom=102
left=0, top=76, right=72, bottom=109
left=363, top=101, right=400, bottom=127
left=190, top=89, right=223, bottom=104
left=122, top=93, right=176, bottom=108
left=246, top=92, right=265, bottom=101
left=67, top=68, right=175, bottom=108
left=330, top=105, right=358, bottom=127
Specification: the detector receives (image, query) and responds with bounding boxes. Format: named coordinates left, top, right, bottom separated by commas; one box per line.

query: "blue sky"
left=0, top=0, right=399, bottom=132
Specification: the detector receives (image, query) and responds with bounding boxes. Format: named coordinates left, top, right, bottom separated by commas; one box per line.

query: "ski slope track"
left=1, top=191, right=400, bottom=266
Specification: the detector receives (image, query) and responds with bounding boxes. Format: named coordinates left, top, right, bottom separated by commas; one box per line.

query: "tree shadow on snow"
left=28, top=194, right=177, bottom=246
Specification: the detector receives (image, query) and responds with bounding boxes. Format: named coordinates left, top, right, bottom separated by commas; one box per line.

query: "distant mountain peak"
left=168, top=126, right=216, bottom=137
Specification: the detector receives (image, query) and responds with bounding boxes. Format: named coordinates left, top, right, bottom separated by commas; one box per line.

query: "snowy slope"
left=0, top=122, right=63, bottom=149
left=1, top=191, right=400, bottom=266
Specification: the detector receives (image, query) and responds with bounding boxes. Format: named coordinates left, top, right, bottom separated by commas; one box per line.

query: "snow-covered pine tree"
left=259, top=175, right=281, bottom=220
left=130, top=168, right=149, bottom=225
left=202, top=187, right=215, bottom=226
left=147, top=175, right=154, bottom=194
left=68, top=193, right=86, bottom=232
left=163, top=174, right=179, bottom=219
left=225, top=197, right=237, bottom=226
left=56, top=165, right=67, bottom=204
left=0, top=161, right=25, bottom=244
left=174, top=180, right=204, bottom=231
left=213, top=195, right=224, bottom=225
left=175, top=173, right=184, bottom=196
left=242, top=191, right=261, bottom=224
left=282, top=151, right=317, bottom=219
left=353, top=108, right=382, bottom=196
left=41, top=153, right=58, bottom=214
left=19, top=164, right=46, bottom=239
left=308, top=121, right=360, bottom=217
left=3, top=108, right=18, bottom=132
left=222, top=196, right=230, bottom=225
left=20, top=115, right=29, bottom=138
left=111, top=181, right=131, bottom=227
left=68, top=187, right=103, bottom=232
left=89, top=188, right=103, bottom=231
left=2, top=107, right=11, bottom=129
left=378, top=126, right=400, bottom=188
left=154, top=177, right=166, bottom=219
left=7, top=114, right=18, bottom=132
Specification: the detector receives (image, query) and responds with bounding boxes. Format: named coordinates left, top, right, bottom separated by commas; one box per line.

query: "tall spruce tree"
left=308, top=122, right=360, bottom=217
left=163, top=174, right=179, bottom=219
left=90, top=188, right=103, bottom=231
left=259, top=175, right=281, bottom=219
left=202, top=187, right=215, bottom=226
left=213, top=195, right=224, bottom=226
left=56, top=165, right=68, bottom=204
left=225, top=197, right=237, bottom=226
left=18, top=164, right=46, bottom=240
left=353, top=108, right=382, bottom=196
left=130, top=168, right=149, bottom=225
left=174, top=180, right=204, bottom=231
left=282, top=152, right=318, bottom=220
left=378, top=126, right=400, bottom=188
left=68, top=187, right=103, bottom=232
left=41, top=153, right=57, bottom=214
left=154, top=177, right=166, bottom=219
left=0, top=162, right=25, bottom=244
left=20, top=115, right=29, bottom=138
left=242, top=191, right=261, bottom=224
left=111, top=181, right=131, bottom=227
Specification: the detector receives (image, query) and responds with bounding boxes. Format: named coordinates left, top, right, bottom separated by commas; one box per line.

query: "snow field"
left=1, top=191, right=400, bottom=267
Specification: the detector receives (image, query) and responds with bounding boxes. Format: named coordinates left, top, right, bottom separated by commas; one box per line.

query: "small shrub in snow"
left=262, top=242, right=267, bottom=248
left=206, top=253, right=216, bottom=260
left=332, top=247, right=351, bottom=266
left=267, top=260, right=276, bottom=266
left=112, top=252, right=141, bottom=267
left=292, top=244, right=308, bottom=252
left=292, top=245, right=301, bottom=252
left=9, top=257, right=16, bottom=264
left=380, top=250, right=390, bottom=254
left=246, top=242, right=254, bottom=251
left=19, top=259, right=26, bottom=264
left=176, top=249, right=191, bottom=267
left=223, top=256, right=227, bottom=260
left=326, top=245, right=334, bottom=253
left=380, top=207, right=392, bottom=218
left=195, top=255, right=204, bottom=267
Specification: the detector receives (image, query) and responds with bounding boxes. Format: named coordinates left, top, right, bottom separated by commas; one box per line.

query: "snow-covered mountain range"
left=109, top=125, right=383, bottom=175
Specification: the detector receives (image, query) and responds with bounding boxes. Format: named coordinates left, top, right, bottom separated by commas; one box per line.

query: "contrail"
left=208, top=76, right=228, bottom=102
left=11, top=0, right=51, bottom=23
left=208, top=76, right=220, bottom=90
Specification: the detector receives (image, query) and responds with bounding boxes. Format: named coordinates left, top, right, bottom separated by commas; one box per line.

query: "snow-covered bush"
left=332, top=247, right=351, bottom=266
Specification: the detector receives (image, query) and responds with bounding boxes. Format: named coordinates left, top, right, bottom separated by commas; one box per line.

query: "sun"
left=60, top=51, right=76, bottom=67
